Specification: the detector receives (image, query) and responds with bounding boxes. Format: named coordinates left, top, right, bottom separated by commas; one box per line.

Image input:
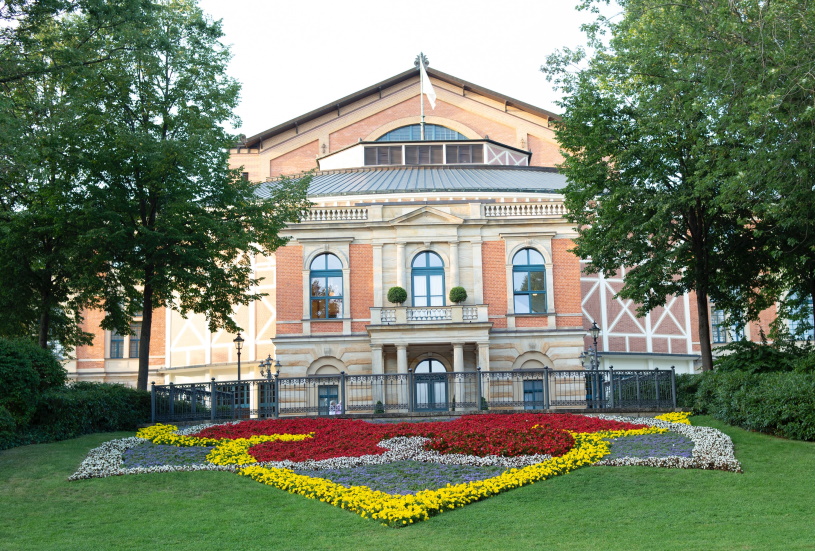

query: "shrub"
left=449, top=286, right=467, bottom=304
left=693, top=370, right=815, bottom=441
left=29, top=382, right=150, bottom=441
left=674, top=373, right=701, bottom=409
left=387, top=286, right=407, bottom=305
left=0, top=339, right=42, bottom=427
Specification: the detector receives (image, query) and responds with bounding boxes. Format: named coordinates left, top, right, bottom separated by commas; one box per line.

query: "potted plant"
left=387, top=286, right=407, bottom=305
left=449, top=286, right=467, bottom=304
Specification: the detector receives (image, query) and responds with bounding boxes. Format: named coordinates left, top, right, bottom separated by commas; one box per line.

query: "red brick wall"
left=528, top=133, right=564, bottom=168
left=516, top=316, right=549, bottom=328
left=276, top=245, right=303, bottom=335
left=312, top=321, right=342, bottom=333
left=149, top=307, right=165, bottom=365
left=270, top=141, right=318, bottom=177
left=350, top=244, right=373, bottom=319
left=552, top=239, right=582, bottom=327
left=482, top=240, right=507, bottom=328
left=76, top=309, right=105, bottom=362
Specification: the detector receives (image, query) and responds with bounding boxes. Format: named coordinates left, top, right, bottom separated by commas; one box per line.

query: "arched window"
left=513, top=248, right=546, bottom=314
left=376, top=124, right=467, bottom=142
left=310, top=253, right=343, bottom=319
left=414, top=359, right=447, bottom=373
left=412, top=251, right=445, bottom=307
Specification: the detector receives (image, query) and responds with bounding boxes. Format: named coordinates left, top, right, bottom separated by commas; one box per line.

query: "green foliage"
left=0, top=339, right=44, bottom=426
left=713, top=341, right=798, bottom=374
left=694, top=371, right=815, bottom=441
left=387, top=286, right=407, bottom=305
left=674, top=374, right=700, bottom=410
left=448, top=286, right=467, bottom=304
left=480, top=396, right=489, bottom=411
left=27, top=382, right=150, bottom=442
left=374, top=401, right=384, bottom=415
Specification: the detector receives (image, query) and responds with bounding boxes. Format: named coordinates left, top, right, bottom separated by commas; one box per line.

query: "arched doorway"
left=414, top=358, right=448, bottom=411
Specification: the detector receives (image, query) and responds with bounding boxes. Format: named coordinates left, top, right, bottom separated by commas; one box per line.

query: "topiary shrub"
left=387, top=286, right=407, bottom=305
left=449, top=286, right=467, bottom=304
left=374, top=400, right=384, bottom=414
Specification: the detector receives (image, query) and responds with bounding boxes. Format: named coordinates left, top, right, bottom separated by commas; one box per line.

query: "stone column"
left=453, top=343, right=464, bottom=410
left=397, top=345, right=408, bottom=412
left=396, top=242, right=405, bottom=289
left=477, top=342, right=491, bottom=407
left=371, top=344, right=384, bottom=406
left=450, top=241, right=460, bottom=288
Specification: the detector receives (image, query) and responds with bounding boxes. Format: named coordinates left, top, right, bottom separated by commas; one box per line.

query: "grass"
left=1, top=416, right=813, bottom=551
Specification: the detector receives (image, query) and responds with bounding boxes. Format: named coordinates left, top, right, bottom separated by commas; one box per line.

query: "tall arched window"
left=376, top=124, right=467, bottom=142
left=513, top=248, right=546, bottom=314
left=412, top=251, right=445, bottom=307
left=310, top=253, right=343, bottom=318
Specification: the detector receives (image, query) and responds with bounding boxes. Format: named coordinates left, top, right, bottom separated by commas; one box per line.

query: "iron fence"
left=151, top=367, right=677, bottom=423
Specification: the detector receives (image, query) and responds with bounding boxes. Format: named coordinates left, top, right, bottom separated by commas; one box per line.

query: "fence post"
left=476, top=367, right=483, bottom=411
left=654, top=368, right=660, bottom=408
left=543, top=367, right=550, bottom=410
left=408, top=368, right=414, bottom=413
left=210, top=378, right=216, bottom=422
left=670, top=366, right=677, bottom=409
left=151, top=382, right=156, bottom=423
left=273, top=374, right=280, bottom=418
left=608, top=366, right=615, bottom=409
left=340, top=371, right=347, bottom=415
left=191, top=385, right=197, bottom=416
left=168, top=382, right=175, bottom=418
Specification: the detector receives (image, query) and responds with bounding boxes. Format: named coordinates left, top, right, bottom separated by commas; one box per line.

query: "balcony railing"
left=370, top=304, right=489, bottom=324
left=484, top=202, right=566, bottom=218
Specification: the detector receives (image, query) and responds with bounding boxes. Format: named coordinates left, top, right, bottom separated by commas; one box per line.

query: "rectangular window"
left=364, top=146, right=402, bottom=166
left=110, top=331, right=124, bottom=359
left=405, top=145, right=443, bottom=165
left=318, top=385, right=339, bottom=416
left=787, top=294, right=814, bottom=340
left=524, top=380, right=544, bottom=410
left=129, top=322, right=142, bottom=358
left=446, top=144, right=484, bottom=164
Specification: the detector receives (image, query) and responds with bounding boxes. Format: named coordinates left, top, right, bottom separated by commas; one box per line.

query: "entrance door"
left=523, top=379, right=544, bottom=410
left=414, top=359, right=448, bottom=411
left=318, top=384, right=339, bottom=415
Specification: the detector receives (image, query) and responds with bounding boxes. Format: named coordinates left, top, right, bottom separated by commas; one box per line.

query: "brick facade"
left=482, top=240, right=507, bottom=329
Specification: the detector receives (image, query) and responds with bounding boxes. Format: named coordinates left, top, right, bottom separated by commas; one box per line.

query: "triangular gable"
left=389, top=206, right=464, bottom=226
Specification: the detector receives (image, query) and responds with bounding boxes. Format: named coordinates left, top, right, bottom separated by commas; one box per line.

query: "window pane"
left=531, top=293, right=546, bottom=313
left=427, top=252, right=442, bottom=267
left=129, top=323, right=141, bottom=358
left=311, top=300, right=325, bottom=318
left=430, top=295, right=444, bottom=306
left=429, top=275, right=443, bottom=295
left=328, top=299, right=342, bottom=318
left=515, top=295, right=530, bottom=314
left=413, top=275, right=427, bottom=296
left=514, top=272, right=529, bottom=292
left=412, top=254, right=427, bottom=268
left=529, top=271, right=545, bottom=291
left=414, top=296, right=427, bottom=307
left=311, top=278, right=326, bottom=297
left=528, top=249, right=544, bottom=264
left=310, top=255, right=325, bottom=270
left=471, top=144, right=484, bottom=163
left=325, top=254, right=342, bottom=269
left=326, top=277, right=342, bottom=296
left=513, top=250, right=528, bottom=265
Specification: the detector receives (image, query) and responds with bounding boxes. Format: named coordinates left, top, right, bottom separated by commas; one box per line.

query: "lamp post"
left=589, top=321, right=601, bottom=370
left=258, top=354, right=281, bottom=379
left=583, top=321, right=603, bottom=408
left=233, top=333, right=244, bottom=382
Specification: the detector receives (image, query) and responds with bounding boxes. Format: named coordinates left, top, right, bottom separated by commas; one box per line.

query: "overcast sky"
left=196, top=0, right=599, bottom=138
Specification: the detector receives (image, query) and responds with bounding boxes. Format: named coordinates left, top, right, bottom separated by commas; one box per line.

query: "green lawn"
left=1, top=417, right=813, bottom=551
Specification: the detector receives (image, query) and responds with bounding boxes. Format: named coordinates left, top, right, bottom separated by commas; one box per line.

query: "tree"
left=75, top=0, right=311, bottom=389
left=543, top=0, right=770, bottom=370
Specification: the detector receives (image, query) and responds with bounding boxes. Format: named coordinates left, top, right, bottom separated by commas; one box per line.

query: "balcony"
left=369, top=304, right=489, bottom=325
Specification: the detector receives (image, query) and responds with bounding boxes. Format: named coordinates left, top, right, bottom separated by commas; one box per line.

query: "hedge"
left=692, top=371, right=815, bottom=441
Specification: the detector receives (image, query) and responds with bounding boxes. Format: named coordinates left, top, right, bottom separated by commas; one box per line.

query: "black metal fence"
left=151, top=367, right=677, bottom=423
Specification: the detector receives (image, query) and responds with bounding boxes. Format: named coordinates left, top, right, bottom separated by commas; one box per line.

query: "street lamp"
left=233, top=332, right=244, bottom=382
left=258, top=354, right=281, bottom=379
left=589, top=321, right=601, bottom=370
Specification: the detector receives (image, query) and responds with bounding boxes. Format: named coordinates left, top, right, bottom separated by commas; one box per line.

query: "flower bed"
left=69, top=413, right=742, bottom=526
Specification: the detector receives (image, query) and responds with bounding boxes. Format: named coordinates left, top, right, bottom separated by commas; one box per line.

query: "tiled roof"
left=257, top=166, right=567, bottom=198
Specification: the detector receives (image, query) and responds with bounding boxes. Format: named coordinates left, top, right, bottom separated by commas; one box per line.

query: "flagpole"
left=419, top=58, right=425, bottom=140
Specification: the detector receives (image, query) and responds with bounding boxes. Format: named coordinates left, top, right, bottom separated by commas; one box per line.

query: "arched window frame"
left=376, top=124, right=467, bottom=142
left=309, top=253, right=343, bottom=319
left=512, top=248, right=547, bottom=314
left=411, top=251, right=445, bottom=307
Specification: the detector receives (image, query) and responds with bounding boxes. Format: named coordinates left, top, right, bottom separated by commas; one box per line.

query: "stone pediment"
left=389, top=206, right=464, bottom=226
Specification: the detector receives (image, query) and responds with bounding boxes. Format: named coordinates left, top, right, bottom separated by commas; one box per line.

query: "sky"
left=196, top=0, right=600, bottom=138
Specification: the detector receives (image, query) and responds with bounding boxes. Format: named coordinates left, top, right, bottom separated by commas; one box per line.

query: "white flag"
left=419, top=62, right=436, bottom=109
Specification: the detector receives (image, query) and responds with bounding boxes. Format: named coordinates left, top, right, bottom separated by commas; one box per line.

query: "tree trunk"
left=696, top=289, right=714, bottom=371
left=38, top=292, right=51, bottom=349
left=136, top=274, right=154, bottom=391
